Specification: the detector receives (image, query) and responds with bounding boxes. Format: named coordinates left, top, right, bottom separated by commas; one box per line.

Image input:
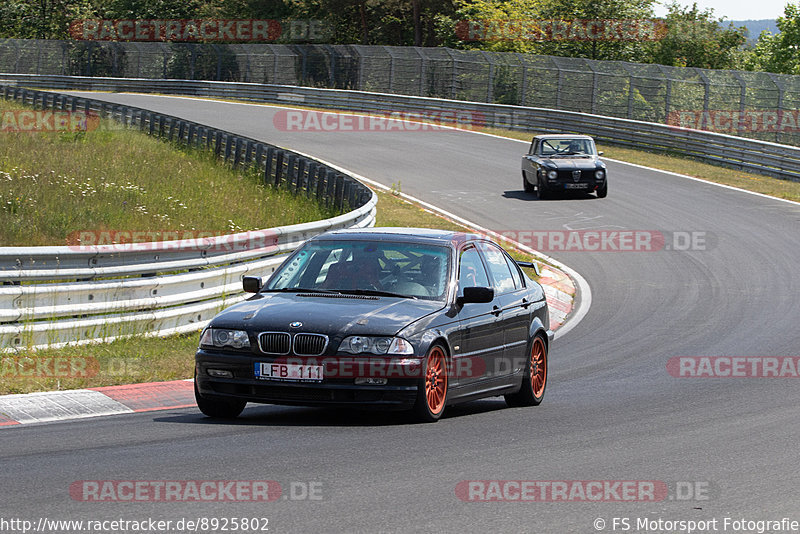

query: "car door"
left=476, top=242, right=531, bottom=381
left=522, top=138, right=540, bottom=175
left=452, top=244, right=503, bottom=391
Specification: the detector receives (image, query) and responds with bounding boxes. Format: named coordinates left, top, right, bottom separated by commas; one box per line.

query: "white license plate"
left=564, top=183, right=589, bottom=189
left=255, top=362, right=323, bottom=382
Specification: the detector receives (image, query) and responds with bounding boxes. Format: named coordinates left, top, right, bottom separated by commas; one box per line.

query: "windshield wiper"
left=339, top=289, right=418, bottom=299
left=262, top=287, right=342, bottom=294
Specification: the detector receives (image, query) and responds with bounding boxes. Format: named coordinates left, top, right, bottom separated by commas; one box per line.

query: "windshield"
left=540, top=138, right=595, bottom=156
left=265, top=239, right=451, bottom=300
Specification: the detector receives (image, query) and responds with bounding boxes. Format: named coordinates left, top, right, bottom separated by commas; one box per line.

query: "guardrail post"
left=214, top=131, right=222, bottom=156
left=286, top=155, right=298, bottom=189
left=243, top=140, right=253, bottom=166
left=224, top=135, right=233, bottom=162
left=295, top=159, right=306, bottom=194
left=264, top=147, right=275, bottom=183
left=255, top=144, right=264, bottom=170
left=325, top=169, right=336, bottom=204
left=232, top=138, right=242, bottom=167
left=307, top=163, right=318, bottom=198
left=334, top=175, right=345, bottom=211
left=274, top=151, right=284, bottom=186
left=342, top=179, right=352, bottom=210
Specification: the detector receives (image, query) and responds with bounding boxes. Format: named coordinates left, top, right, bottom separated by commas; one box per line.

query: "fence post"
left=768, top=73, right=785, bottom=144
left=696, top=69, right=711, bottom=129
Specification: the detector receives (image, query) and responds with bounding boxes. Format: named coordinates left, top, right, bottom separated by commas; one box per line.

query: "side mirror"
left=457, top=286, right=494, bottom=305
left=598, top=151, right=604, bottom=156
left=242, top=276, right=263, bottom=293
left=516, top=260, right=541, bottom=277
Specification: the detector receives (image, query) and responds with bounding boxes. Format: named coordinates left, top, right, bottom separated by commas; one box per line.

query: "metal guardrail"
left=2, top=74, right=799, bottom=182
left=0, top=84, right=377, bottom=351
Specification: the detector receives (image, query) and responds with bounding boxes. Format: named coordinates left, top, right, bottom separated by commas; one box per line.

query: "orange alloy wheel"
left=425, top=346, right=448, bottom=414
left=530, top=336, right=547, bottom=399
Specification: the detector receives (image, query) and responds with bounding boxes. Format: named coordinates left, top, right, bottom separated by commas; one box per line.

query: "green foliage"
left=533, top=0, right=657, bottom=61
left=745, top=3, right=800, bottom=74
left=645, top=2, right=747, bottom=69
left=0, top=0, right=97, bottom=39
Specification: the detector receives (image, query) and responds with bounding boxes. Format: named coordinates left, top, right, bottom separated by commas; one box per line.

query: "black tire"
left=194, top=375, right=246, bottom=419
left=505, top=335, right=548, bottom=407
left=522, top=170, right=535, bottom=193
left=596, top=182, right=608, bottom=198
left=537, top=176, right=549, bottom=200
left=412, top=343, right=449, bottom=423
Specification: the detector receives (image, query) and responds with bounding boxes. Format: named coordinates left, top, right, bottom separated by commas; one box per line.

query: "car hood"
left=210, top=292, right=446, bottom=336
left=541, top=157, right=603, bottom=170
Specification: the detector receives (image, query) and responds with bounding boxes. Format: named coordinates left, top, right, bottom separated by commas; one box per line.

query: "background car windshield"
left=540, top=138, right=594, bottom=156
left=266, top=240, right=451, bottom=299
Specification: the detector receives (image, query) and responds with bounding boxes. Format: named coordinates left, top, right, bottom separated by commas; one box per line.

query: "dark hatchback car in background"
left=521, top=134, right=607, bottom=199
left=195, top=228, right=552, bottom=422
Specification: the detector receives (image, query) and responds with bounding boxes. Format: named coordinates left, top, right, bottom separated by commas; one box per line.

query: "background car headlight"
left=595, top=170, right=605, bottom=179
left=547, top=170, right=558, bottom=180
left=339, top=336, right=414, bottom=355
left=200, top=328, right=251, bottom=349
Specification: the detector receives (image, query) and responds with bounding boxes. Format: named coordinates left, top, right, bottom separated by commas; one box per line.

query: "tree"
left=534, top=0, right=657, bottom=61
left=646, top=2, right=746, bottom=69
left=0, top=0, right=97, bottom=39
left=745, top=3, right=800, bottom=74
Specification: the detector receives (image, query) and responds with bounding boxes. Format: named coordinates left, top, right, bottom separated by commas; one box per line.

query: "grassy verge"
left=0, top=99, right=336, bottom=246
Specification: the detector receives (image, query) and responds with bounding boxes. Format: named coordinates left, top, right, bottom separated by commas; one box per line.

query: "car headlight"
left=547, top=170, right=558, bottom=180
left=200, top=328, right=251, bottom=349
left=339, top=336, right=414, bottom=355
left=595, top=170, right=605, bottom=180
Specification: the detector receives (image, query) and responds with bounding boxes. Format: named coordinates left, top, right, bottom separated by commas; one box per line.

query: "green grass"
left=0, top=334, right=198, bottom=395
left=0, top=100, right=336, bottom=246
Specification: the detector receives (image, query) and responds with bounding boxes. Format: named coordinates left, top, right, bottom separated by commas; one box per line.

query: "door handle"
left=522, top=298, right=530, bottom=309
left=492, top=305, right=502, bottom=316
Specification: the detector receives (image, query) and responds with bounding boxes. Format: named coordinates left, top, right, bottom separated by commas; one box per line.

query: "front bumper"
left=195, top=349, right=420, bottom=409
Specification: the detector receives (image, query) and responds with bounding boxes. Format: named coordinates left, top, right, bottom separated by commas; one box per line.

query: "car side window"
left=504, top=254, right=524, bottom=289
left=458, top=246, right=490, bottom=290
left=478, top=242, right=516, bottom=294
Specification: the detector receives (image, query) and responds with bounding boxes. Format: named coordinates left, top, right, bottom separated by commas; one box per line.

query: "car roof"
left=314, top=227, right=485, bottom=247
left=533, top=134, right=595, bottom=140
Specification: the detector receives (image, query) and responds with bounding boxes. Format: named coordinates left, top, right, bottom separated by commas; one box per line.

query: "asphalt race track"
left=2, top=93, right=799, bottom=533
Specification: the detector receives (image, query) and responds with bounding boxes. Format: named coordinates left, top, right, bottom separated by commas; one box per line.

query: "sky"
left=652, top=0, right=790, bottom=20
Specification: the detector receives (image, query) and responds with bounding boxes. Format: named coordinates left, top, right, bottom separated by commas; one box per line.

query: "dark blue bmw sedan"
left=195, top=228, right=552, bottom=422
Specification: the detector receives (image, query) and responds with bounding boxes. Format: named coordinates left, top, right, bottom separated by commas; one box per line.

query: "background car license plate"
left=255, top=362, right=323, bottom=382
left=565, top=183, right=588, bottom=189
